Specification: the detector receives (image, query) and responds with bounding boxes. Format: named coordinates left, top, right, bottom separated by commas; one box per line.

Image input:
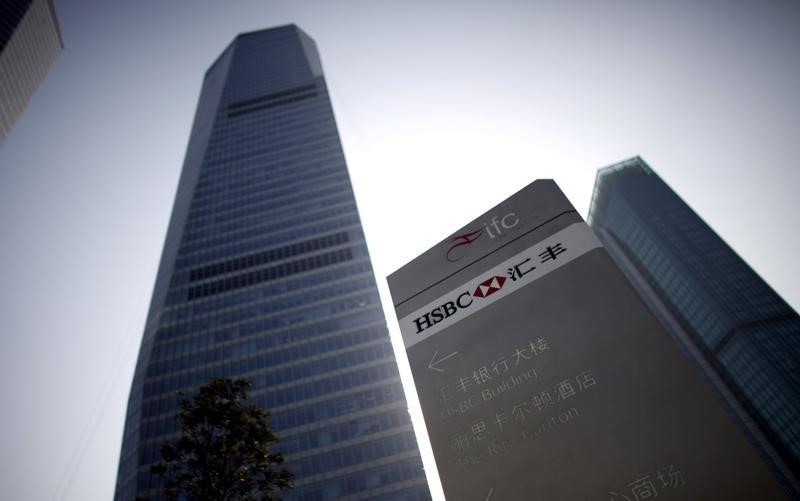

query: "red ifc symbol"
left=473, top=276, right=507, bottom=298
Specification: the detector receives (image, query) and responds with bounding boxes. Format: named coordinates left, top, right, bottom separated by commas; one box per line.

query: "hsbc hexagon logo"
left=473, top=276, right=507, bottom=298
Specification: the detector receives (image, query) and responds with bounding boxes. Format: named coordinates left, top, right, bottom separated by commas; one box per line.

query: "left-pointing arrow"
left=428, top=350, right=459, bottom=372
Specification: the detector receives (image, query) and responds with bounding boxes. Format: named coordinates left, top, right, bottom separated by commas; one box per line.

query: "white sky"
left=0, top=1, right=798, bottom=499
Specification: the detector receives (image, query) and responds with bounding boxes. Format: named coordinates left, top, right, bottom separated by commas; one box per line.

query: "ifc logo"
left=446, top=212, right=519, bottom=262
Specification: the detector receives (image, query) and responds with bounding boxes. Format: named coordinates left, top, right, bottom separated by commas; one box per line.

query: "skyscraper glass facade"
left=0, top=0, right=63, bottom=143
left=114, top=25, right=429, bottom=500
left=588, top=157, right=800, bottom=492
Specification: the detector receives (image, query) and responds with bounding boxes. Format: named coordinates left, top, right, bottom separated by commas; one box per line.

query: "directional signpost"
left=388, top=180, right=785, bottom=500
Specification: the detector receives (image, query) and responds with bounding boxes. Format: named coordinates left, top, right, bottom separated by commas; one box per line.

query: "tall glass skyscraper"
left=114, top=25, right=430, bottom=500
left=588, top=157, right=800, bottom=494
left=0, top=0, right=62, bottom=143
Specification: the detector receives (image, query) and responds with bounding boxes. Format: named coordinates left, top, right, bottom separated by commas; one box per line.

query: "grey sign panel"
left=388, top=180, right=784, bottom=500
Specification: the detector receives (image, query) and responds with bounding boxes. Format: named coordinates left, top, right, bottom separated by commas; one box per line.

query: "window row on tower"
left=171, top=215, right=359, bottom=276
left=189, top=230, right=350, bottom=282
left=186, top=247, right=354, bottom=300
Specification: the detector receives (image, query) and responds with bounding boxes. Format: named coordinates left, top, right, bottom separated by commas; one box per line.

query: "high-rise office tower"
left=114, top=25, right=430, bottom=500
left=587, top=156, right=800, bottom=493
left=0, top=0, right=62, bottom=143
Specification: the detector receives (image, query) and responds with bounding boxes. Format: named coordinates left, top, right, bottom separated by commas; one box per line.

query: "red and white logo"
left=446, top=229, right=483, bottom=262
left=473, top=276, right=507, bottom=298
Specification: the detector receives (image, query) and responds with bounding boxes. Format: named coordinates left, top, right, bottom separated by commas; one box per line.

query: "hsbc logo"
left=400, top=223, right=601, bottom=349
left=412, top=291, right=474, bottom=334
left=412, top=275, right=510, bottom=334
left=473, top=275, right=507, bottom=298
left=446, top=212, right=519, bottom=262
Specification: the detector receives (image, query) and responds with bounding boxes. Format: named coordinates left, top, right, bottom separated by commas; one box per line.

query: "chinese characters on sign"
left=444, top=338, right=550, bottom=397
left=438, top=338, right=554, bottom=421
left=449, top=367, right=598, bottom=466
left=506, top=242, right=568, bottom=282
left=608, top=465, right=686, bottom=500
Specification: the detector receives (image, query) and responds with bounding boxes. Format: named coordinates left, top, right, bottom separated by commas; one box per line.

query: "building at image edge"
left=587, top=156, right=800, bottom=495
left=0, top=0, right=63, bottom=143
